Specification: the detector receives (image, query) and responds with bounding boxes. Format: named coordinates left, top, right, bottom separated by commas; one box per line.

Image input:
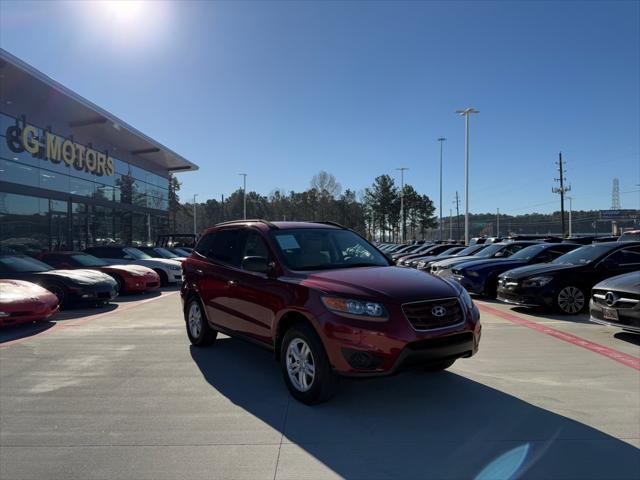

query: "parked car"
left=415, top=244, right=488, bottom=270
left=168, top=247, right=192, bottom=257
left=452, top=243, right=580, bottom=297
left=390, top=243, right=428, bottom=260
left=38, top=252, right=160, bottom=294
left=619, top=230, right=640, bottom=242
left=0, top=255, right=118, bottom=308
left=400, top=246, right=466, bottom=268
left=589, top=272, right=640, bottom=333
left=181, top=220, right=480, bottom=404
left=496, top=242, right=640, bottom=314
left=395, top=244, right=457, bottom=266
left=0, top=279, right=59, bottom=327
left=136, top=246, right=187, bottom=262
left=84, top=246, right=183, bottom=286
left=430, top=241, right=540, bottom=278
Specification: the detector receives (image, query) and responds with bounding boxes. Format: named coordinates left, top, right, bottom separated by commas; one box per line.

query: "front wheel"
left=281, top=323, right=337, bottom=405
left=185, top=297, right=217, bottom=346
left=555, top=285, right=586, bottom=315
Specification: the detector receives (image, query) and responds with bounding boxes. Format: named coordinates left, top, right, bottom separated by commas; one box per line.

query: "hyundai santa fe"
left=181, top=220, right=481, bottom=404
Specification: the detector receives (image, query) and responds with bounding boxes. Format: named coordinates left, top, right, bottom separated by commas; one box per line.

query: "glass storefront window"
left=40, top=168, right=70, bottom=193
left=0, top=193, right=49, bottom=254
left=0, top=158, right=39, bottom=187
left=69, top=177, right=95, bottom=197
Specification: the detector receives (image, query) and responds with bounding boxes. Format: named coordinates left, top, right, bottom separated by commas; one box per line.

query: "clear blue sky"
left=1, top=0, right=638, bottom=215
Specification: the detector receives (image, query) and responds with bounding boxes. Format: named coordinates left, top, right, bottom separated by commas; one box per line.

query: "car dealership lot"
left=1, top=292, right=639, bottom=480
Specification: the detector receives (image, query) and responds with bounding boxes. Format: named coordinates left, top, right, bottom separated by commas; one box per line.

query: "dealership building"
left=0, top=49, right=197, bottom=253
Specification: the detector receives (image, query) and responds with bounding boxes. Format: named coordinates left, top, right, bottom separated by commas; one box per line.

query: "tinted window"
left=207, top=229, right=244, bottom=266
left=604, top=247, right=640, bottom=266
left=242, top=231, right=271, bottom=262
left=553, top=244, right=623, bottom=265
left=71, top=254, right=108, bottom=267
left=0, top=255, right=52, bottom=273
left=194, top=232, right=216, bottom=257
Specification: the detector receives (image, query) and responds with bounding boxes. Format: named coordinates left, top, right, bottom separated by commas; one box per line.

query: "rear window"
left=195, top=229, right=244, bottom=266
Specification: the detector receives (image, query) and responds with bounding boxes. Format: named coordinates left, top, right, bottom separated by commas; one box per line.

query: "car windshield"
left=123, top=247, right=152, bottom=260
left=474, top=244, right=505, bottom=258
left=271, top=228, right=389, bottom=271
left=172, top=248, right=191, bottom=256
left=71, top=254, right=108, bottom=267
left=438, top=247, right=460, bottom=256
left=509, top=244, right=547, bottom=261
left=0, top=255, right=52, bottom=273
left=552, top=244, right=617, bottom=265
left=456, top=245, right=486, bottom=256
left=155, top=248, right=179, bottom=258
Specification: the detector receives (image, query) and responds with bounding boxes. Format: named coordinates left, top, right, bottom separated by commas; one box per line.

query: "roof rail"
left=214, top=219, right=279, bottom=229
left=313, top=221, right=347, bottom=229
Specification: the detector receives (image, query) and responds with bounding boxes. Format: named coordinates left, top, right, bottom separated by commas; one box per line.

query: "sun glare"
left=98, top=0, right=146, bottom=23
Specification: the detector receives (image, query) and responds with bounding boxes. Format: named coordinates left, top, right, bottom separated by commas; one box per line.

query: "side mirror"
left=242, top=256, right=271, bottom=274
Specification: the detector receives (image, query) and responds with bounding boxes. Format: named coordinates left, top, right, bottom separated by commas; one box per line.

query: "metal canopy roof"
left=0, top=48, right=198, bottom=174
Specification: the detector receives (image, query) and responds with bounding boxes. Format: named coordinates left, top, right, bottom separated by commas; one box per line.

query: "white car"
left=84, top=246, right=182, bottom=286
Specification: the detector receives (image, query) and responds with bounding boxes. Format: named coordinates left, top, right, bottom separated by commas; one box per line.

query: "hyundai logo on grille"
left=605, top=292, right=617, bottom=306
left=431, top=305, right=447, bottom=317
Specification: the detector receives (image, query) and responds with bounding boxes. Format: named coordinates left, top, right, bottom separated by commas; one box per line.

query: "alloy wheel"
left=188, top=302, right=203, bottom=339
left=286, top=338, right=316, bottom=392
left=557, top=286, right=585, bottom=314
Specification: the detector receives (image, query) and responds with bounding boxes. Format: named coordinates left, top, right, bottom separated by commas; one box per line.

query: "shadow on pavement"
left=511, top=306, right=592, bottom=325
left=191, top=338, right=640, bottom=479
left=0, top=320, right=56, bottom=344
left=615, top=331, right=640, bottom=346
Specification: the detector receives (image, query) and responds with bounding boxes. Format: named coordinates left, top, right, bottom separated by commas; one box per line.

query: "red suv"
left=181, top=220, right=481, bottom=404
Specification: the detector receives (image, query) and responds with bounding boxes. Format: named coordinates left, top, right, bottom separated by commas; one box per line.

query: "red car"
left=0, top=279, right=59, bottom=327
left=181, top=220, right=481, bottom=404
left=39, top=252, right=160, bottom=294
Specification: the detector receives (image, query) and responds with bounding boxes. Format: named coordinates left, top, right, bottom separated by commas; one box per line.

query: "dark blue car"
left=451, top=243, right=580, bottom=297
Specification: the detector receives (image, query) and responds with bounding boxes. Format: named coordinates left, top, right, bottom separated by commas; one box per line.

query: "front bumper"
left=320, top=301, right=481, bottom=376
left=589, top=299, right=640, bottom=333
left=496, top=285, right=554, bottom=309
left=0, top=302, right=59, bottom=327
left=70, top=283, right=118, bottom=304
left=452, top=273, right=484, bottom=295
left=123, top=273, right=160, bottom=292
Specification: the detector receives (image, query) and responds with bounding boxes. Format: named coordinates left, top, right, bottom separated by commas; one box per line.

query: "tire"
left=483, top=275, right=498, bottom=298
left=424, top=359, right=456, bottom=372
left=45, top=283, right=67, bottom=309
left=281, top=323, right=337, bottom=405
left=555, top=285, right=586, bottom=315
left=185, top=297, right=217, bottom=346
left=154, top=269, right=169, bottom=287
left=111, top=274, right=124, bottom=295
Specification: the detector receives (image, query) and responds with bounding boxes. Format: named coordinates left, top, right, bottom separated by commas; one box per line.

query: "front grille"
left=402, top=298, right=463, bottom=330
left=592, top=289, right=640, bottom=308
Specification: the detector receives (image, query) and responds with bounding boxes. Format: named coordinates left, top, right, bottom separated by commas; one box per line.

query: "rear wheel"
left=154, top=269, right=169, bottom=287
left=111, top=275, right=124, bottom=295
left=483, top=275, right=498, bottom=298
left=281, top=323, right=337, bottom=404
left=555, top=285, right=586, bottom=314
left=185, top=297, right=217, bottom=346
left=45, top=283, right=66, bottom=309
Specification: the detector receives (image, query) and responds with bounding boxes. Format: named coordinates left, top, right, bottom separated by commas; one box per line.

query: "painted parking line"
left=477, top=303, right=640, bottom=371
left=0, top=290, right=179, bottom=349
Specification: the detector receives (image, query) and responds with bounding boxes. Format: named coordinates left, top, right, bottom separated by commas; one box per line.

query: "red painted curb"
left=477, top=303, right=640, bottom=371
left=0, top=291, right=179, bottom=349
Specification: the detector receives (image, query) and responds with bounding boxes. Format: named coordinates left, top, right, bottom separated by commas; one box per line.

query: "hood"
left=456, top=258, right=525, bottom=271
left=295, top=266, right=459, bottom=303
left=594, top=272, right=640, bottom=294
left=134, top=258, right=182, bottom=269
left=498, top=262, right=577, bottom=280
left=103, top=264, right=155, bottom=275
left=0, top=279, right=56, bottom=303
left=432, top=255, right=479, bottom=269
left=39, top=268, right=116, bottom=284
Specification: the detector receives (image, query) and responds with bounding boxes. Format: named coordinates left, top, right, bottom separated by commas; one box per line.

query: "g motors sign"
left=5, top=122, right=115, bottom=177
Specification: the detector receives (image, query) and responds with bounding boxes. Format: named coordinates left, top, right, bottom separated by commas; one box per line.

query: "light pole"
left=193, top=193, right=198, bottom=235
left=496, top=208, right=500, bottom=237
left=456, top=108, right=479, bottom=245
left=567, top=196, right=573, bottom=237
left=437, top=137, right=446, bottom=241
left=238, top=173, right=247, bottom=220
left=449, top=208, right=453, bottom=239
left=396, top=167, right=409, bottom=243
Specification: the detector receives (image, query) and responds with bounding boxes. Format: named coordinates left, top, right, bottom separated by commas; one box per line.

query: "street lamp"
left=396, top=167, right=409, bottom=243
left=193, top=193, right=198, bottom=235
left=238, top=173, right=247, bottom=220
left=437, top=137, right=446, bottom=241
left=456, top=108, right=479, bottom=245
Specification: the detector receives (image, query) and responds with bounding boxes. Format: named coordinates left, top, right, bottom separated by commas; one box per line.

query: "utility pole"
left=552, top=152, right=571, bottom=237
left=193, top=193, right=198, bottom=235
left=449, top=208, right=453, bottom=239
left=220, top=194, right=225, bottom=223
left=496, top=208, right=500, bottom=237
left=238, top=173, right=247, bottom=220
left=396, top=167, right=409, bottom=243
left=456, top=108, right=479, bottom=245
left=437, top=137, right=446, bottom=241
left=453, top=191, right=461, bottom=242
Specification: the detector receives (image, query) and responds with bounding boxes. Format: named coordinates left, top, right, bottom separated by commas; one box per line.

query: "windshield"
left=552, top=244, right=616, bottom=265
left=123, top=247, right=152, bottom=260
left=71, top=254, right=108, bottom=267
left=172, top=248, right=191, bottom=256
left=509, top=244, right=547, bottom=261
left=456, top=245, right=486, bottom=256
left=474, top=244, right=505, bottom=258
left=271, top=229, right=389, bottom=271
left=154, top=248, right=179, bottom=258
left=0, top=255, right=52, bottom=273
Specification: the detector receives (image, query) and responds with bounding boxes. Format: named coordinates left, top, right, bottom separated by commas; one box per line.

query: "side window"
left=110, top=249, right=126, bottom=259
left=209, top=229, right=243, bottom=267
left=241, top=231, right=271, bottom=262
left=194, top=233, right=216, bottom=257
left=605, top=247, right=640, bottom=266
left=506, top=244, right=527, bottom=255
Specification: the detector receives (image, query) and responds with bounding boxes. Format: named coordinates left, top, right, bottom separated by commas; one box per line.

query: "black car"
left=497, top=242, right=640, bottom=314
left=452, top=243, right=580, bottom=297
left=0, top=254, right=118, bottom=308
left=395, top=244, right=458, bottom=266
left=414, top=244, right=488, bottom=270
left=589, top=272, right=640, bottom=333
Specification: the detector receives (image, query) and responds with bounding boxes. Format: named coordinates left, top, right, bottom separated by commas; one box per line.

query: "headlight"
left=168, top=265, right=182, bottom=271
left=522, top=276, right=553, bottom=288
left=458, top=288, right=474, bottom=310
left=321, top=296, right=388, bottom=321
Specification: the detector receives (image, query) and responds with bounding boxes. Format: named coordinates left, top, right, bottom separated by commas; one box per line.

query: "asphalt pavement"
left=1, top=289, right=639, bottom=480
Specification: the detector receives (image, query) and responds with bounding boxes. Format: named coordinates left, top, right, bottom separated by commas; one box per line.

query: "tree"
left=310, top=171, right=341, bottom=198
left=168, top=173, right=182, bottom=232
